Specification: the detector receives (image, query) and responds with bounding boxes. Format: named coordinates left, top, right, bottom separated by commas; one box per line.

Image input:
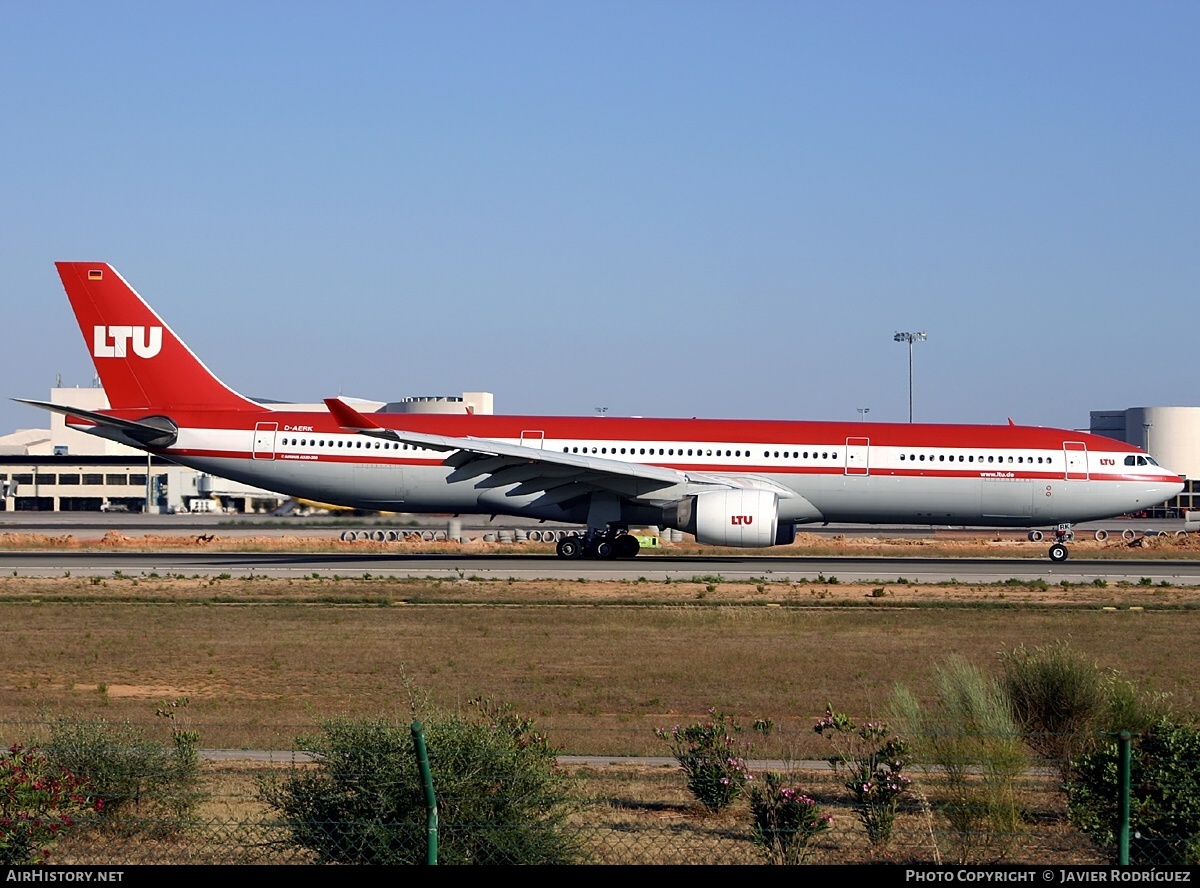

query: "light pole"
left=1143, top=421, right=1153, bottom=457
left=893, top=331, right=927, bottom=423
left=857, top=408, right=870, bottom=422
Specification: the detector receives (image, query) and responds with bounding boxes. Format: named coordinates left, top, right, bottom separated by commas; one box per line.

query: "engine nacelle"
left=689, top=489, right=781, bottom=548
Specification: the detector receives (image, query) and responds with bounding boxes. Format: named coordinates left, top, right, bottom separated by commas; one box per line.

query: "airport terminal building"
left=0, top=386, right=493, bottom=514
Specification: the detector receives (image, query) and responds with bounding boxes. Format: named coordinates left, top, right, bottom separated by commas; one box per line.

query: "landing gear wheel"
left=613, top=534, right=641, bottom=559
left=593, top=539, right=615, bottom=559
left=556, top=537, right=582, bottom=559
left=1048, top=543, right=1069, bottom=563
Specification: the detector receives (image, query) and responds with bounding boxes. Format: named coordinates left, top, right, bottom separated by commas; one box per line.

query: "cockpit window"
left=1125, top=455, right=1137, bottom=466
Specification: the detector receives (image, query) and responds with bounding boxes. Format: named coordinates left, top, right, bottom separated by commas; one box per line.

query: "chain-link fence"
left=5, top=722, right=1198, bottom=865
left=1, top=755, right=1127, bottom=865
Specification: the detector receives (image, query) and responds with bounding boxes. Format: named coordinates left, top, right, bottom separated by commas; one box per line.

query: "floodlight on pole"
left=893, top=331, right=928, bottom=423
left=857, top=408, right=870, bottom=422
left=1143, top=421, right=1153, bottom=456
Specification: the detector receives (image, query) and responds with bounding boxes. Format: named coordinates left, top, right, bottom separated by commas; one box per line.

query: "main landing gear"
left=1028, top=524, right=1074, bottom=563
left=555, top=530, right=641, bottom=559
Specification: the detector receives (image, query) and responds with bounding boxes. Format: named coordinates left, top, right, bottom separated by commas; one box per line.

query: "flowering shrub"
left=0, top=745, right=99, bottom=864
left=814, top=706, right=911, bottom=846
left=655, top=709, right=752, bottom=813
left=749, top=772, right=832, bottom=864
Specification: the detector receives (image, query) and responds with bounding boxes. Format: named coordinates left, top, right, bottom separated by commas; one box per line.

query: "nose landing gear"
left=1047, top=524, right=1074, bottom=563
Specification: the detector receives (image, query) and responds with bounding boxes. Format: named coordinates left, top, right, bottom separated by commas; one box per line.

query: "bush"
left=1000, top=642, right=1170, bottom=783
left=814, top=705, right=912, bottom=846
left=1000, top=641, right=1111, bottom=782
left=1068, top=720, right=1200, bottom=865
left=0, top=745, right=98, bottom=864
left=260, top=699, right=583, bottom=865
left=892, top=656, right=1029, bottom=863
left=655, top=709, right=752, bottom=813
left=41, top=709, right=203, bottom=823
left=749, top=772, right=832, bottom=864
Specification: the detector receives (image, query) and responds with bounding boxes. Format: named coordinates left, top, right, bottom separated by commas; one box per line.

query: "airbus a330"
left=17, top=263, right=1184, bottom=563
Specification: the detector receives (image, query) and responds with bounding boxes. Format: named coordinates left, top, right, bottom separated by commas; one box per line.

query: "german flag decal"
left=88, top=269, right=104, bottom=280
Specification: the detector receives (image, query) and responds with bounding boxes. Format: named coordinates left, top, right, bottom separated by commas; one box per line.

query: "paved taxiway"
left=2, top=550, right=1198, bottom=585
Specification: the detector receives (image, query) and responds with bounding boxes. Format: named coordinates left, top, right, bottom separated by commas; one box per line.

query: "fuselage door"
left=1064, top=441, right=1088, bottom=480
left=252, top=422, right=278, bottom=460
left=520, top=430, right=545, bottom=450
left=845, top=437, right=870, bottom=476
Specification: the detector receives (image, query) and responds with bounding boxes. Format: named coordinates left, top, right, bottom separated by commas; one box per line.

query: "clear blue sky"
left=3, top=2, right=1196, bottom=434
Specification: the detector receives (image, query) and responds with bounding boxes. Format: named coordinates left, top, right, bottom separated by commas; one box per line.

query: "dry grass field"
left=0, top=567, right=1197, bottom=754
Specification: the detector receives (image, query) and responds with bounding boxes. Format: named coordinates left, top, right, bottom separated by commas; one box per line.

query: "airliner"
left=16, top=262, right=1184, bottom=563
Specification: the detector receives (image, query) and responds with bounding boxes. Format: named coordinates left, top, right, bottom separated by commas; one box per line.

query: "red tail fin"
left=55, top=262, right=262, bottom=412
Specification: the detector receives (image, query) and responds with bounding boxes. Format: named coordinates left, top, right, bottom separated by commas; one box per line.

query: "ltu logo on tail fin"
left=92, top=325, right=163, bottom=359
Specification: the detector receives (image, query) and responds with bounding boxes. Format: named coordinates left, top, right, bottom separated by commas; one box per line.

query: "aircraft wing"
left=324, top=397, right=743, bottom=502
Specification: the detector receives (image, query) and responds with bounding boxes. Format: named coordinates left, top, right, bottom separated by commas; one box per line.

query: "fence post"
left=1117, top=730, right=1131, bottom=866
left=411, top=721, right=438, bottom=865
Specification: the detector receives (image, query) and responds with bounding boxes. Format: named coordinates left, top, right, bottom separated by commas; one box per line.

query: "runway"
left=2, top=549, right=1199, bottom=585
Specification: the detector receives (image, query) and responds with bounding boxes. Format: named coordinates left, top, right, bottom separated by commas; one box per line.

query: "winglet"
left=324, top=397, right=384, bottom=430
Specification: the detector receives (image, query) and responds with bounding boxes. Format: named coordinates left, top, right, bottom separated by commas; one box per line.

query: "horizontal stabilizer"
left=13, top=398, right=179, bottom=448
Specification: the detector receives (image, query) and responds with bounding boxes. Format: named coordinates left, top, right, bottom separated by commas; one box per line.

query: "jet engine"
left=665, top=489, right=783, bottom=547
